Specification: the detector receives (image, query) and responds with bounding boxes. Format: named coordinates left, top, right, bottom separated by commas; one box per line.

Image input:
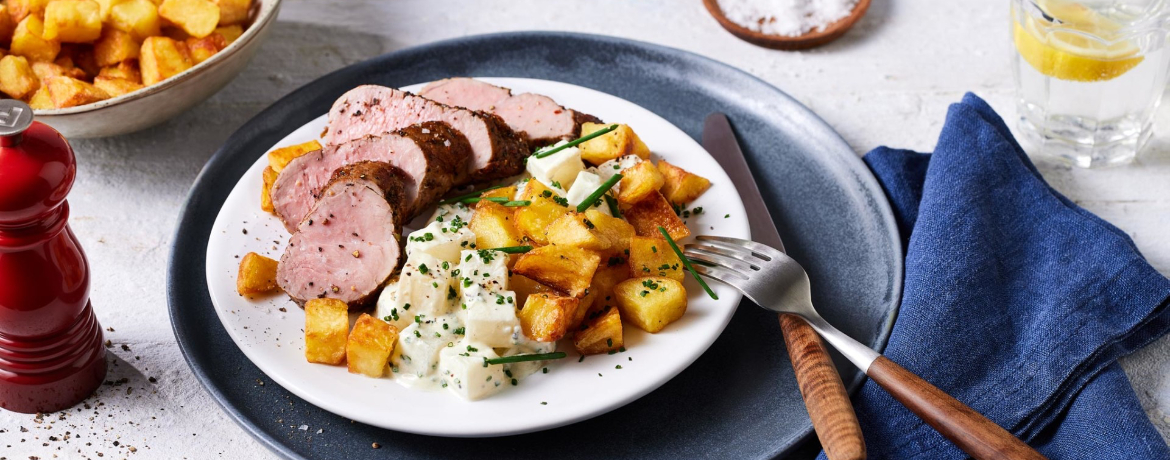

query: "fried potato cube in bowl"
left=470, top=200, right=524, bottom=249
left=623, top=192, right=690, bottom=240
left=43, top=75, right=109, bottom=108
left=159, top=0, right=219, bottom=38
left=109, top=0, right=162, bottom=41
left=519, top=293, right=577, bottom=342
left=304, top=298, right=349, bottom=365
left=9, top=0, right=51, bottom=23
left=214, top=0, right=251, bottom=25
left=658, top=160, right=711, bottom=204
left=266, top=139, right=320, bottom=172
left=512, top=245, right=600, bottom=298
left=616, top=160, right=665, bottom=204
left=28, top=87, right=52, bottom=109
left=579, top=122, right=650, bottom=165
left=214, top=24, right=242, bottom=44
left=12, top=15, right=61, bottom=63
left=614, top=277, right=687, bottom=333
left=98, top=60, right=142, bottom=82
left=628, top=235, right=684, bottom=281
left=93, top=75, right=143, bottom=97
left=139, top=36, right=191, bottom=85
left=0, top=55, right=40, bottom=99
left=573, top=306, right=622, bottom=355
left=0, top=6, right=16, bottom=44
left=235, top=251, right=278, bottom=295
left=43, top=0, right=102, bottom=43
left=94, top=28, right=140, bottom=67
left=346, top=314, right=398, bottom=378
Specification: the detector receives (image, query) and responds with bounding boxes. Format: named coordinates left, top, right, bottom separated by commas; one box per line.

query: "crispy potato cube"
left=260, top=165, right=277, bottom=213
left=267, top=139, right=321, bottom=172
left=139, top=36, right=190, bottom=85
left=304, top=298, right=348, bottom=365
left=573, top=306, right=622, bottom=355
left=43, top=75, right=109, bottom=108
left=510, top=274, right=553, bottom=309
left=513, top=245, right=600, bottom=298
left=614, top=277, right=687, bottom=333
left=236, top=251, right=278, bottom=295
left=590, top=262, right=631, bottom=309
left=109, top=0, right=161, bottom=41
left=8, top=0, right=51, bottom=23
left=92, top=75, right=142, bottom=97
left=623, top=192, right=690, bottom=241
left=469, top=200, right=524, bottom=249
left=94, top=0, right=126, bottom=20
left=98, top=59, right=142, bottom=82
left=12, top=15, right=61, bottom=63
left=519, top=293, right=577, bottom=342
left=185, top=32, right=224, bottom=64
left=515, top=180, right=571, bottom=245
left=583, top=209, right=635, bottom=255
left=628, top=235, right=684, bottom=281
left=61, top=44, right=99, bottom=76
left=214, top=24, right=241, bottom=44
left=159, top=0, right=219, bottom=38
left=569, top=290, right=596, bottom=331
left=545, top=212, right=610, bottom=251
left=579, top=122, right=650, bottom=165
left=346, top=314, right=398, bottom=377
left=658, top=160, right=711, bottom=204
left=94, top=28, right=139, bottom=66
left=616, top=160, right=665, bottom=204
left=28, top=87, right=52, bottom=109
left=214, top=0, right=248, bottom=25
left=0, top=7, right=16, bottom=46
left=0, top=55, right=39, bottom=99
left=43, top=0, right=102, bottom=43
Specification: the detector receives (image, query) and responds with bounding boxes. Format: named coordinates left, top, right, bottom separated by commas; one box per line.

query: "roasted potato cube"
left=8, top=0, right=51, bottom=23
left=159, top=0, right=219, bottom=38
left=346, top=314, right=398, bottom=377
left=43, top=75, right=109, bottom=108
left=185, top=32, right=224, bottom=64
left=579, top=122, right=650, bottom=165
left=260, top=165, right=277, bottom=213
left=31, top=61, right=81, bottom=80
left=11, top=15, right=61, bottom=63
left=614, top=277, right=687, bottom=333
left=139, top=36, right=190, bottom=85
left=94, top=0, right=125, bottom=20
left=98, top=59, right=141, bottom=82
left=510, top=274, right=553, bottom=308
left=616, top=160, right=665, bottom=204
left=61, top=44, right=99, bottom=77
left=267, top=139, right=321, bottom=172
left=469, top=200, right=524, bottom=249
left=545, top=212, right=610, bottom=251
left=628, top=235, right=684, bottom=281
left=583, top=209, right=635, bottom=255
left=0, top=6, right=16, bottom=46
left=573, top=306, right=622, bottom=355
left=214, top=24, right=241, bottom=44
left=235, top=251, right=278, bottom=295
left=304, top=298, right=348, bottom=365
left=513, top=245, right=600, bottom=298
left=623, top=192, right=690, bottom=241
left=93, top=28, right=139, bottom=66
left=43, top=0, right=102, bottom=43
left=0, top=55, right=39, bottom=99
left=569, top=290, right=597, bottom=331
left=109, top=0, right=161, bottom=41
left=590, top=262, right=631, bottom=310
left=214, top=0, right=248, bottom=25
left=92, top=75, right=142, bottom=97
left=658, top=160, right=711, bottom=204
left=28, top=87, right=52, bottom=109
left=515, top=180, right=571, bottom=245
left=519, top=293, right=577, bottom=342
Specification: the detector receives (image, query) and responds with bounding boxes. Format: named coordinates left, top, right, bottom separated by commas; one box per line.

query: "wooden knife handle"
left=780, top=313, right=866, bottom=460
left=866, top=356, right=1047, bottom=460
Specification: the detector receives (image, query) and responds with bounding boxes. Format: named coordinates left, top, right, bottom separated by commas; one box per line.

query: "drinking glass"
left=1012, top=0, right=1170, bottom=167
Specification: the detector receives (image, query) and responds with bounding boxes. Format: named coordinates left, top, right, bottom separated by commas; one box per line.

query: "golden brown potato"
left=214, top=0, right=249, bottom=25
left=185, top=32, right=224, bottom=64
left=31, top=61, right=87, bottom=80
left=614, top=277, right=687, bottom=333
left=512, top=245, right=600, bottom=298
left=545, top=212, right=610, bottom=251
left=623, top=191, right=690, bottom=241
left=267, top=139, right=321, bottom=172
left=27, top=86, right=52, bottom=109
left=514, top=180, right=571, bottom=245
left=94, top=0, right=125, bottom=20
left=109, top=0, right=161, bottom=41
left=616, top=160, right=665, bottom=204
left=43, top=75, right=109, bottom=108
left=658, top=160, right=711, bottom=204
left=235, top=251, right=278, bottom=295
left=583, top=209, right=635, bottom=256
left=61, top=44, right=100, bottom=77
left=43, top=0, right=102, bottom=43
left=139, top=36, right=190, bottom=85
left=92, top=75, right=142, bottom=97
left=12, top=15, right=61, bottom=62
left=260, top=165, right=277, bottom=213
left=578, top=122, right=650, bottom=165
left=628, top=235, right=684, bottom=281
left=94, top=28, right=139, bottom=66
left=469, top=199, right=524, bottom=250
left=8, top=0, right=51, bottom=23
left=98, top=59, right=141, bottom=82
left=510, top=274, right=553, bottom=309
left=0, top=55, right=39, bottom=99
left=573, top=306, right=622, bottom=355
left=346, top=314, right=398, bottom=378
left=158, top=0, right=219, bottom=38
left=214, top=24, right=241, bottom=44
left=0, top=6, right=16, bottom=46
left=519, top=293, right=577, bottom=342
left=304, top=298, right=348, bottom=365
left=590, top=262, right=631, bottom=310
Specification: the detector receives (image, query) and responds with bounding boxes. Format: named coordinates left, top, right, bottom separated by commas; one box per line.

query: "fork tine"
left=695, top=235, right=786, bottom=261
left=690, top=263, right=749, bottom=283
left=684, top=246, right=759, bottom=273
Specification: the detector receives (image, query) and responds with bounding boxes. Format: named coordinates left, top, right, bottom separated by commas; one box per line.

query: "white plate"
left=204, top=78, right=750, bottom=437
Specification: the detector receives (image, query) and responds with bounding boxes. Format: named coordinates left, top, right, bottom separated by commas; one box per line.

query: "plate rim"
left=167, top=30, right=903, bottom=460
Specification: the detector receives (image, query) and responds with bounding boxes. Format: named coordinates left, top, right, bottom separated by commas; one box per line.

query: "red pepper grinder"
left=0, top=100, right=106, bottom=413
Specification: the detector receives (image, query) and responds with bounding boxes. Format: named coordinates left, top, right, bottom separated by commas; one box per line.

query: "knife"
left=702, top=113, right=866, bottom=460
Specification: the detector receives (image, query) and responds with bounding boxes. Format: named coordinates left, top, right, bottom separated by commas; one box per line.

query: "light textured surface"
left=1, top=0, right=1168, bottom=458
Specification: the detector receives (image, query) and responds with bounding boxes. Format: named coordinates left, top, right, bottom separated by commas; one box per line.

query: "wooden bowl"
left=703, top=0, right=871, bottom=50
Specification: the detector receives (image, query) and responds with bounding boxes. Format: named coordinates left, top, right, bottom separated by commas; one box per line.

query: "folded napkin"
left=820, top=94, right=1170, bottom=459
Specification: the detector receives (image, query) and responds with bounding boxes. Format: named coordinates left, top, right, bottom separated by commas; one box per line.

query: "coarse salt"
left=717, top=0, right=858, bottom=37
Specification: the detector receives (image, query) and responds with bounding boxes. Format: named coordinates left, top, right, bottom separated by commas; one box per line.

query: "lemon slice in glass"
left=1013, top=1, right=1144, bottom=82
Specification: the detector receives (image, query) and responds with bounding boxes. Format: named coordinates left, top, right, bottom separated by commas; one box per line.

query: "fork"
left=684, top=236, right=1047, bottom=460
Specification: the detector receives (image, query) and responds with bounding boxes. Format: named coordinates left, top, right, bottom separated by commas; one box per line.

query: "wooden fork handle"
left=780, top=313, right=866, bottom=460
left=866, top=356, right=1047, bottom=460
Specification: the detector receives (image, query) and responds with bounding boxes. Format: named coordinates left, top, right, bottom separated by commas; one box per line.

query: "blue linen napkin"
left=819, top=93, right=1170, bottom=459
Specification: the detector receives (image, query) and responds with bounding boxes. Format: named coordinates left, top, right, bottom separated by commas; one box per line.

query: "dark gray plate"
left=168, top=32, right=901, bottom=460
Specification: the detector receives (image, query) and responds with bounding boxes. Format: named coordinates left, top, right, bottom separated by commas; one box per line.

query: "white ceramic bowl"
left=34, top=0, right=281, bottom=138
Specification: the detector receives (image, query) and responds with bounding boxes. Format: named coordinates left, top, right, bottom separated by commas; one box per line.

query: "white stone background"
left=2, top=0, right=1169, bottom=458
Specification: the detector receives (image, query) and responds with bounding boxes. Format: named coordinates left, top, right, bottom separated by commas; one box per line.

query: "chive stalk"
left=604, top=194, right=622, bottom=217
left=485, top=352, right=567, bottom=365
left=438, top=184, right=508, bottom=205
left=533, top=124, right=619, bottom=159
left=491, top=245, right=533, bottom=254
left=658, top=226, right=718, bottom=300
left=576, top=174, right=622, bottom=212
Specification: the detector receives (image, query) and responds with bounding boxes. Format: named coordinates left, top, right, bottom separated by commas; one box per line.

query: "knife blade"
left=702, top=113, right=866, bottom=460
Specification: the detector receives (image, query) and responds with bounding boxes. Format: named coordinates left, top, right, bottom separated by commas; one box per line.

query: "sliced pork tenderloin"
left=417, top=77, right=511, bottom=112
left=277, top=161, right=408, bottom=309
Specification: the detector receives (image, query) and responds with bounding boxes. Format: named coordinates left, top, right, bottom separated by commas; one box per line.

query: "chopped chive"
left=576, top=173, right=622, bottom=212
left=438, top=184, right=509, bottom=204
left=604, top=194, right=622, bottom=217
left=485, top=352, right=568, bottom=365
left=502, top=200, right=531, bottom=207
left=658, top=226, right=718, bottom=300
left=491, top=245, right=533, bottom=254
left=533, top=124, right=619, bottom=159
left=458, top=196, right=509, bottom=204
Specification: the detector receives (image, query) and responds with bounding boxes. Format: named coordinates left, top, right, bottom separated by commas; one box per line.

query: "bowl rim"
left=34, top=0, right=282, bottom=116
